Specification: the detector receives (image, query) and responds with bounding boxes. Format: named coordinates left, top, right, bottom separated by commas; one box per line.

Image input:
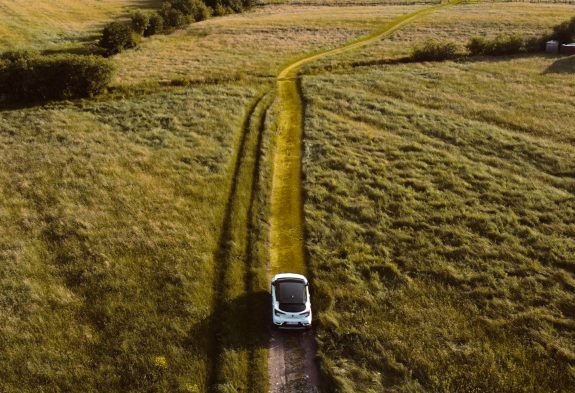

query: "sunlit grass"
left=0, top=2, right=429, bottom=391
left=112, top=3, right=423, bottom=84
left=3, top=0, right=575, bottom=391
left=0, top=83, right=258, bottom=392
left=0, top=0, right=156, bottom=51
left=302, top=2, right=575, bottom=68
left=302, top=53, right=575, bottom=393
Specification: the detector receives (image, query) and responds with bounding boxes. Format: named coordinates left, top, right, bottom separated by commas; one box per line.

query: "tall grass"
left=301, top=57, right=575, bottom=392
left=0, top=83, right=258, bottom=392
left=208, top=90, right=273, bottom=393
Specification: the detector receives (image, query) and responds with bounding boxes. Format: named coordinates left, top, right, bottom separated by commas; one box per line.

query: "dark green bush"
left=489, top=34, right=524, bottom=55
left=467, top=37, right=488, bottom=56
left=524, top=36, right=546, bottom=53
left=0, top=51, right=113, bottom=105
left=212, top=2, right=233, bottom=16
left=168, top=0, right=211, bottom=21
left=189, top=0, right=211, bottom=21
left=411, top=40, right=459, bottom=62
left=204, top=0, right=253, bottom=14
left=160, top=5, right=189, bottom=29
left=145, top=13, right=165, bottom=36
left=467, top=34, right=524, bottom=56
left=160, top=0, right=211, bottom=29
left=131, top=11, right=150, bottom=35
left=100, top=21, right=139, bottom=55
left=550, top=16, right=575, bottom=43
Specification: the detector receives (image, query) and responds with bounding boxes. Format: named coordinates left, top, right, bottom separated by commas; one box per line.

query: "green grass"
left=1, top=2, right=430, bottom=390
left=0, top=83, right=258, bottom=392
left=208, top=90, right=274, bottom=393
left=3, top=0, right=575, bottom=392
left=1, top=1, right=429, bottom=391
left=301, top=55, right=575, bottom=392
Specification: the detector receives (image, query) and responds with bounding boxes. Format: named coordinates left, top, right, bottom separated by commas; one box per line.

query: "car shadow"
left=185, top=290, right=273, bottom=352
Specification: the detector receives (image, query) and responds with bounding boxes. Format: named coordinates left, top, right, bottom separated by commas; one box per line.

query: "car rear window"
left=277, top=281, right=306, bottom=304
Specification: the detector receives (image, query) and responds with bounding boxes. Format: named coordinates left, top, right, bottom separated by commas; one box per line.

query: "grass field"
left=1, top=2, right=428, bottom=392
left=2, top=0, right=575, bottom=392
left=303, top=2, right=575, bottom=69
left=301, top=21, right=575, bottom=393
left=0, top=0, right=158, bottom=51
left=112, top=4, right=423, bottom=84
left=0, top=83, right=259, bottom=392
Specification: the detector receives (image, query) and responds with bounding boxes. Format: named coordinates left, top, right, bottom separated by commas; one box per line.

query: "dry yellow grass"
left=0, top=0, right=156, bottom=50
left=112, top=4, right=423, bottom=83
left=304, top=2, right=575, bottom=65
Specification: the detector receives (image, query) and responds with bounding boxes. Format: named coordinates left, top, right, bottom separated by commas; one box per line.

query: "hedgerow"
left=549, top=15, right=575, bottom=43
left=467, top=34, right=524, bottom=56
left=410, top=16, right=575, bottom=63
left=411, top=40, right=459, bottom=61
left=0, top=51, right=113, bottom=105
left=99, top=21, right=139, bottom=55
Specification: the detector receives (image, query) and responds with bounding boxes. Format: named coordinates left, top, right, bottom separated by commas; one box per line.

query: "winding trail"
left=268, top=2, right=459, bottom=392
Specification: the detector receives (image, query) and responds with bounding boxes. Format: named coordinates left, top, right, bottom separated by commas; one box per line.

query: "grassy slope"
left=301, top=15, right=575, bottom=393
left=0, top=0, right=153, bottom=51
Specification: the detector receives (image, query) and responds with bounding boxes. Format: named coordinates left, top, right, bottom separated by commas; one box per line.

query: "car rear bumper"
left=274, top=321, right=311, bottom=329
left=273, top=313, right=312, bottom=329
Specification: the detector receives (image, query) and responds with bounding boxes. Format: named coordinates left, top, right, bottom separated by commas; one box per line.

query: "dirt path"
left=267, top=2, right=458, bottom=392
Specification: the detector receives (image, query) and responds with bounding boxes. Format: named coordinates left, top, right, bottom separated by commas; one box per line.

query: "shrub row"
left=466, top=34, right=526, bottom=56
left=0, top=51, right=113, bottom=105
left=410, top=16, right=575, bottom=62
left=411, top=40, right=459, bottom=62
left=99, top=0, right=255, bottom=55
left=410, top=34, right=547, bottom=62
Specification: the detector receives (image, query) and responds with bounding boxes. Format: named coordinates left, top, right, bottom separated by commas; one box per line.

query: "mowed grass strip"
left=0, top=83, right=258, bottom=392
left=301, top=58, right=575, bottom=392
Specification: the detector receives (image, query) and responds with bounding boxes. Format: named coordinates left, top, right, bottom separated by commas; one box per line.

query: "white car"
left=271, top=273, right=312, bottom=329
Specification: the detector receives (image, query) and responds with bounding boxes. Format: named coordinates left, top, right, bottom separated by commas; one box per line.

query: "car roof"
left=272, top=273, right=308, bottom=284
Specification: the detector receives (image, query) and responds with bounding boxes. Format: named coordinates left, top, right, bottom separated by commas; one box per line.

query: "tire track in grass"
left=268, top=2, right=460, bottom=391
left=245, top=95, right=275, bottom=393
left=209, top=90, right=273, bottom=393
